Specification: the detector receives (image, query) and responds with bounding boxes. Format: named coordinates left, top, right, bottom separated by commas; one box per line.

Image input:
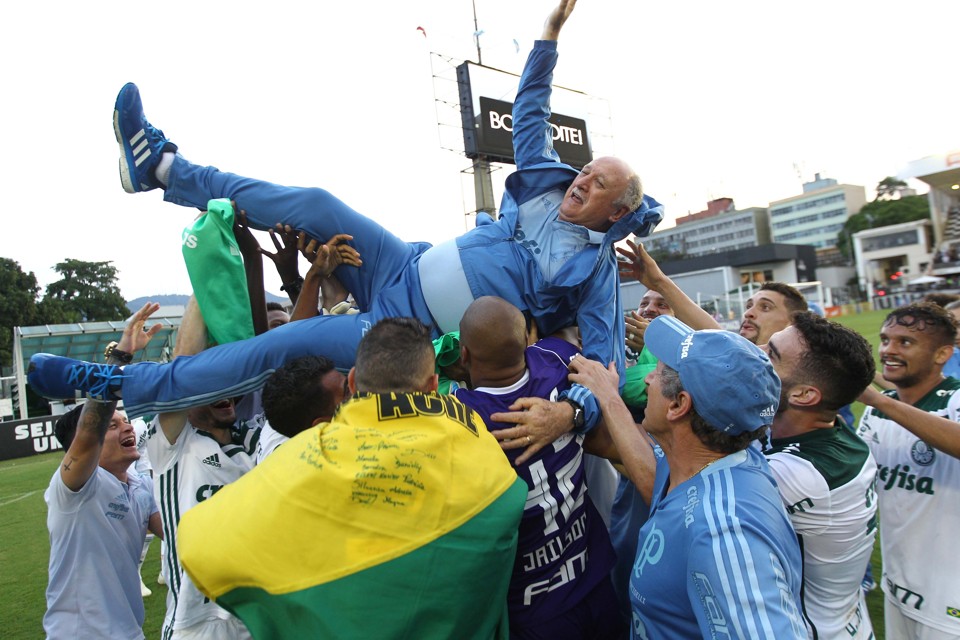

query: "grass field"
left=0, top=309, right=894, bottom=639
left=0, top=453, right=166, bottom=638
left=834, top=308, right=891, bottom=639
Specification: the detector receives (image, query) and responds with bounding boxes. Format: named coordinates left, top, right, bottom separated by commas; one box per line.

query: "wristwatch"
left=104, top=341, right=134, bottom=364
left=563, top=398, right=585, bottom=431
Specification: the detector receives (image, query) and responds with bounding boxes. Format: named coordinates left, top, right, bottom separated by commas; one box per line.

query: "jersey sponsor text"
left=876, top=463, right=934, bottom=494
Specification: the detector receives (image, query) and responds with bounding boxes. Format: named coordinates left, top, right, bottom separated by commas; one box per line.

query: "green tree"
left=837, top=194, right=930, bottom=259
left=875, top=176, right=909, bottom=201
left=36, top=297, right=72, bottom=325
left=44, top=259, right=130, bottom=322
left=0, top=258, right=42, bottom=368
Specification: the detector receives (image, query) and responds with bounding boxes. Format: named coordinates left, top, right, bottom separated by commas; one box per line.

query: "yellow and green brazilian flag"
left=179, top=392, right=527, bottom=639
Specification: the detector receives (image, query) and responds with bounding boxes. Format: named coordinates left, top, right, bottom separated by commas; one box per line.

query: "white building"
left=898, top=150, right=960, bottom=277
left=853, top=219, right=934, bottom=299
left=643, top=198, right=771, bottom=259
left=620, top=243, right=818, bottom=321
left=769, top=174, right=866, bottom=250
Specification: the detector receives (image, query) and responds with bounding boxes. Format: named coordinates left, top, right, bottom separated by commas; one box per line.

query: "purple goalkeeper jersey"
left=454, top=337, right=616, bottom=627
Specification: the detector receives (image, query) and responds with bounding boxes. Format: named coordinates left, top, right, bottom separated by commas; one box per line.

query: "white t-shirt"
left=764, top=423, right=877, bottom=640
left=129, top=417, right=152, bottom=477
left=147, top=415, right=261, bottom=633
left=254, top=420, right=288, bottom=464
left=857, top=377, right=960, bottom=635
left=44, top=466, right=157, bottom=640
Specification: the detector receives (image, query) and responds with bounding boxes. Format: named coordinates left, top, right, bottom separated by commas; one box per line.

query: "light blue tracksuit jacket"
left=121, top=40, right=663, bottom=419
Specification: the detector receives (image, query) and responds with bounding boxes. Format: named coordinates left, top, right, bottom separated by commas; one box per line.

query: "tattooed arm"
left=60, top=302, right=162, bottom=491
left=60, top=401, right=119, bottom=491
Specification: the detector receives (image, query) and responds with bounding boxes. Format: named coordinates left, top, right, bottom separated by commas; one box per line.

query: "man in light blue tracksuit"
left=30, top=0, right=663, bottom=433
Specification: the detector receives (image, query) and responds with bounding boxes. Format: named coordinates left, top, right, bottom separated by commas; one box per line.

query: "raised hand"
left=542, top=0, right=577, bottom=40
left=262, top=224, right=302, bottom=284
left=625, top=312, right=650, bottom=352
left=617, top=239, right=663, bottom=289
left=567, top=355, right=621, bottom=407
left=117, top=302, right=163, bottom=354
left=301, top=233, right=362, bottom=279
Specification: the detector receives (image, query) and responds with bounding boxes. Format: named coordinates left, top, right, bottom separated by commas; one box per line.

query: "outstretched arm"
left=234, top=210, right=268, bottom=336
left=859, top=386, right=960, bottom=460
left=157, top=296, right=208, bottom=445
left=262, top=225, right=304, bottom=305
left=59, top=401, right=118, bottom=492
left=568, top=355, right=656, bottom=502
left=512, top=0, right=579, bottom=171
left=60, top=303, right=162, bottom=491
left=618, top=239, right=721, bottom=331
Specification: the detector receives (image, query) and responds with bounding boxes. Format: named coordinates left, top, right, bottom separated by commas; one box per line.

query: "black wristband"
left=104, top=341, right=134, bottom=364
left=280, top=276, right=304, bottom=294
left=562, top=398, right=586, bottom=432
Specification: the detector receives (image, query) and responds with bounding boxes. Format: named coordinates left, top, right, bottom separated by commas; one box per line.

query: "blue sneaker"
left=28, top=354, right=125, bottom=401
left=113, top=82, right=177, bottom=193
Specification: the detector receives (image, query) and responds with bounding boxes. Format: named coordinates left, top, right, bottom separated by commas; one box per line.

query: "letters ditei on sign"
left=472, top=97, right=592, bottom=168
left=487, top=110, right=584, bottom=146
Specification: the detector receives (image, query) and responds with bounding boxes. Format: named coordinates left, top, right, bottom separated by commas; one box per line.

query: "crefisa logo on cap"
left=679, top=334, right=694, bottom=359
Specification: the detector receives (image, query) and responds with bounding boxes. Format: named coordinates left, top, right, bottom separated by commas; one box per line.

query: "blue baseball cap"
left=645, top=316, right=780, bottom=435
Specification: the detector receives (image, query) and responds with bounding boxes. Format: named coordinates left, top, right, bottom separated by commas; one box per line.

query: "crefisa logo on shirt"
left=876, top=463, right=934, bottom=495
left=683, top=486, right=700, bottom=528
left=910, top=440, right=936, bottom=466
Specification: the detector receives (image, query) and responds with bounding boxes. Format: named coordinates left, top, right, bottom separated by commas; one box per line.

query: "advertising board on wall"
left=0, top=415, right=63, bottom=461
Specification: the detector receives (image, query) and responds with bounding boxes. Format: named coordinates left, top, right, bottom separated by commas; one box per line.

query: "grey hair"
left=614, top=173, right=644, bottom=213
left=658, top=364, right=684, bottom=401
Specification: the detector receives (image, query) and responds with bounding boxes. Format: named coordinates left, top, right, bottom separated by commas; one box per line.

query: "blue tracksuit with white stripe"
left=629, top=445, right=805, bottom=640
left=117, top=39, right=663, bottom=419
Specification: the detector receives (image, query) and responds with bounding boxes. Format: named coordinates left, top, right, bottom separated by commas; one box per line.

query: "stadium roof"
left=11, top=311, right=182, bottom=419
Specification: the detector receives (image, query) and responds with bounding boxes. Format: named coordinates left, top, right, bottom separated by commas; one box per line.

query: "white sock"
left=155, top=152, right=175, bottom=187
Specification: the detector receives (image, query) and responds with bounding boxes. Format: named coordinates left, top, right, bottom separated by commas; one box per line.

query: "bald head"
left=459, top=296, right=528, bottom=374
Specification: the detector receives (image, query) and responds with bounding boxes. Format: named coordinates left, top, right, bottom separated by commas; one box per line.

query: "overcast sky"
left=3, top=0, right=957, bottom=300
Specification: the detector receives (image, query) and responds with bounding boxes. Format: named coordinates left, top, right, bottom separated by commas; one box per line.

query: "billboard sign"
left=474, top=97, right=591, bottom=167
left=0, top=414, right=63, bottom=461
left=458, top=61, right=593, bottom=168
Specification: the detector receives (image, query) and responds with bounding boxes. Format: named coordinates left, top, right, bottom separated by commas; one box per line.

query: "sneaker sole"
left=114, top=108, right=138, bottom=194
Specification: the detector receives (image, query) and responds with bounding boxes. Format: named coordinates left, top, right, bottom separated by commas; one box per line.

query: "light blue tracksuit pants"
left=122, top=156, right=438, bottom=418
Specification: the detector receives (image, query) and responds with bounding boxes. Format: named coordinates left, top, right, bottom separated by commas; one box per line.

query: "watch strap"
left=562, top=398, right=585, bottom=430
left=104, top=341, right=134, bottom=364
